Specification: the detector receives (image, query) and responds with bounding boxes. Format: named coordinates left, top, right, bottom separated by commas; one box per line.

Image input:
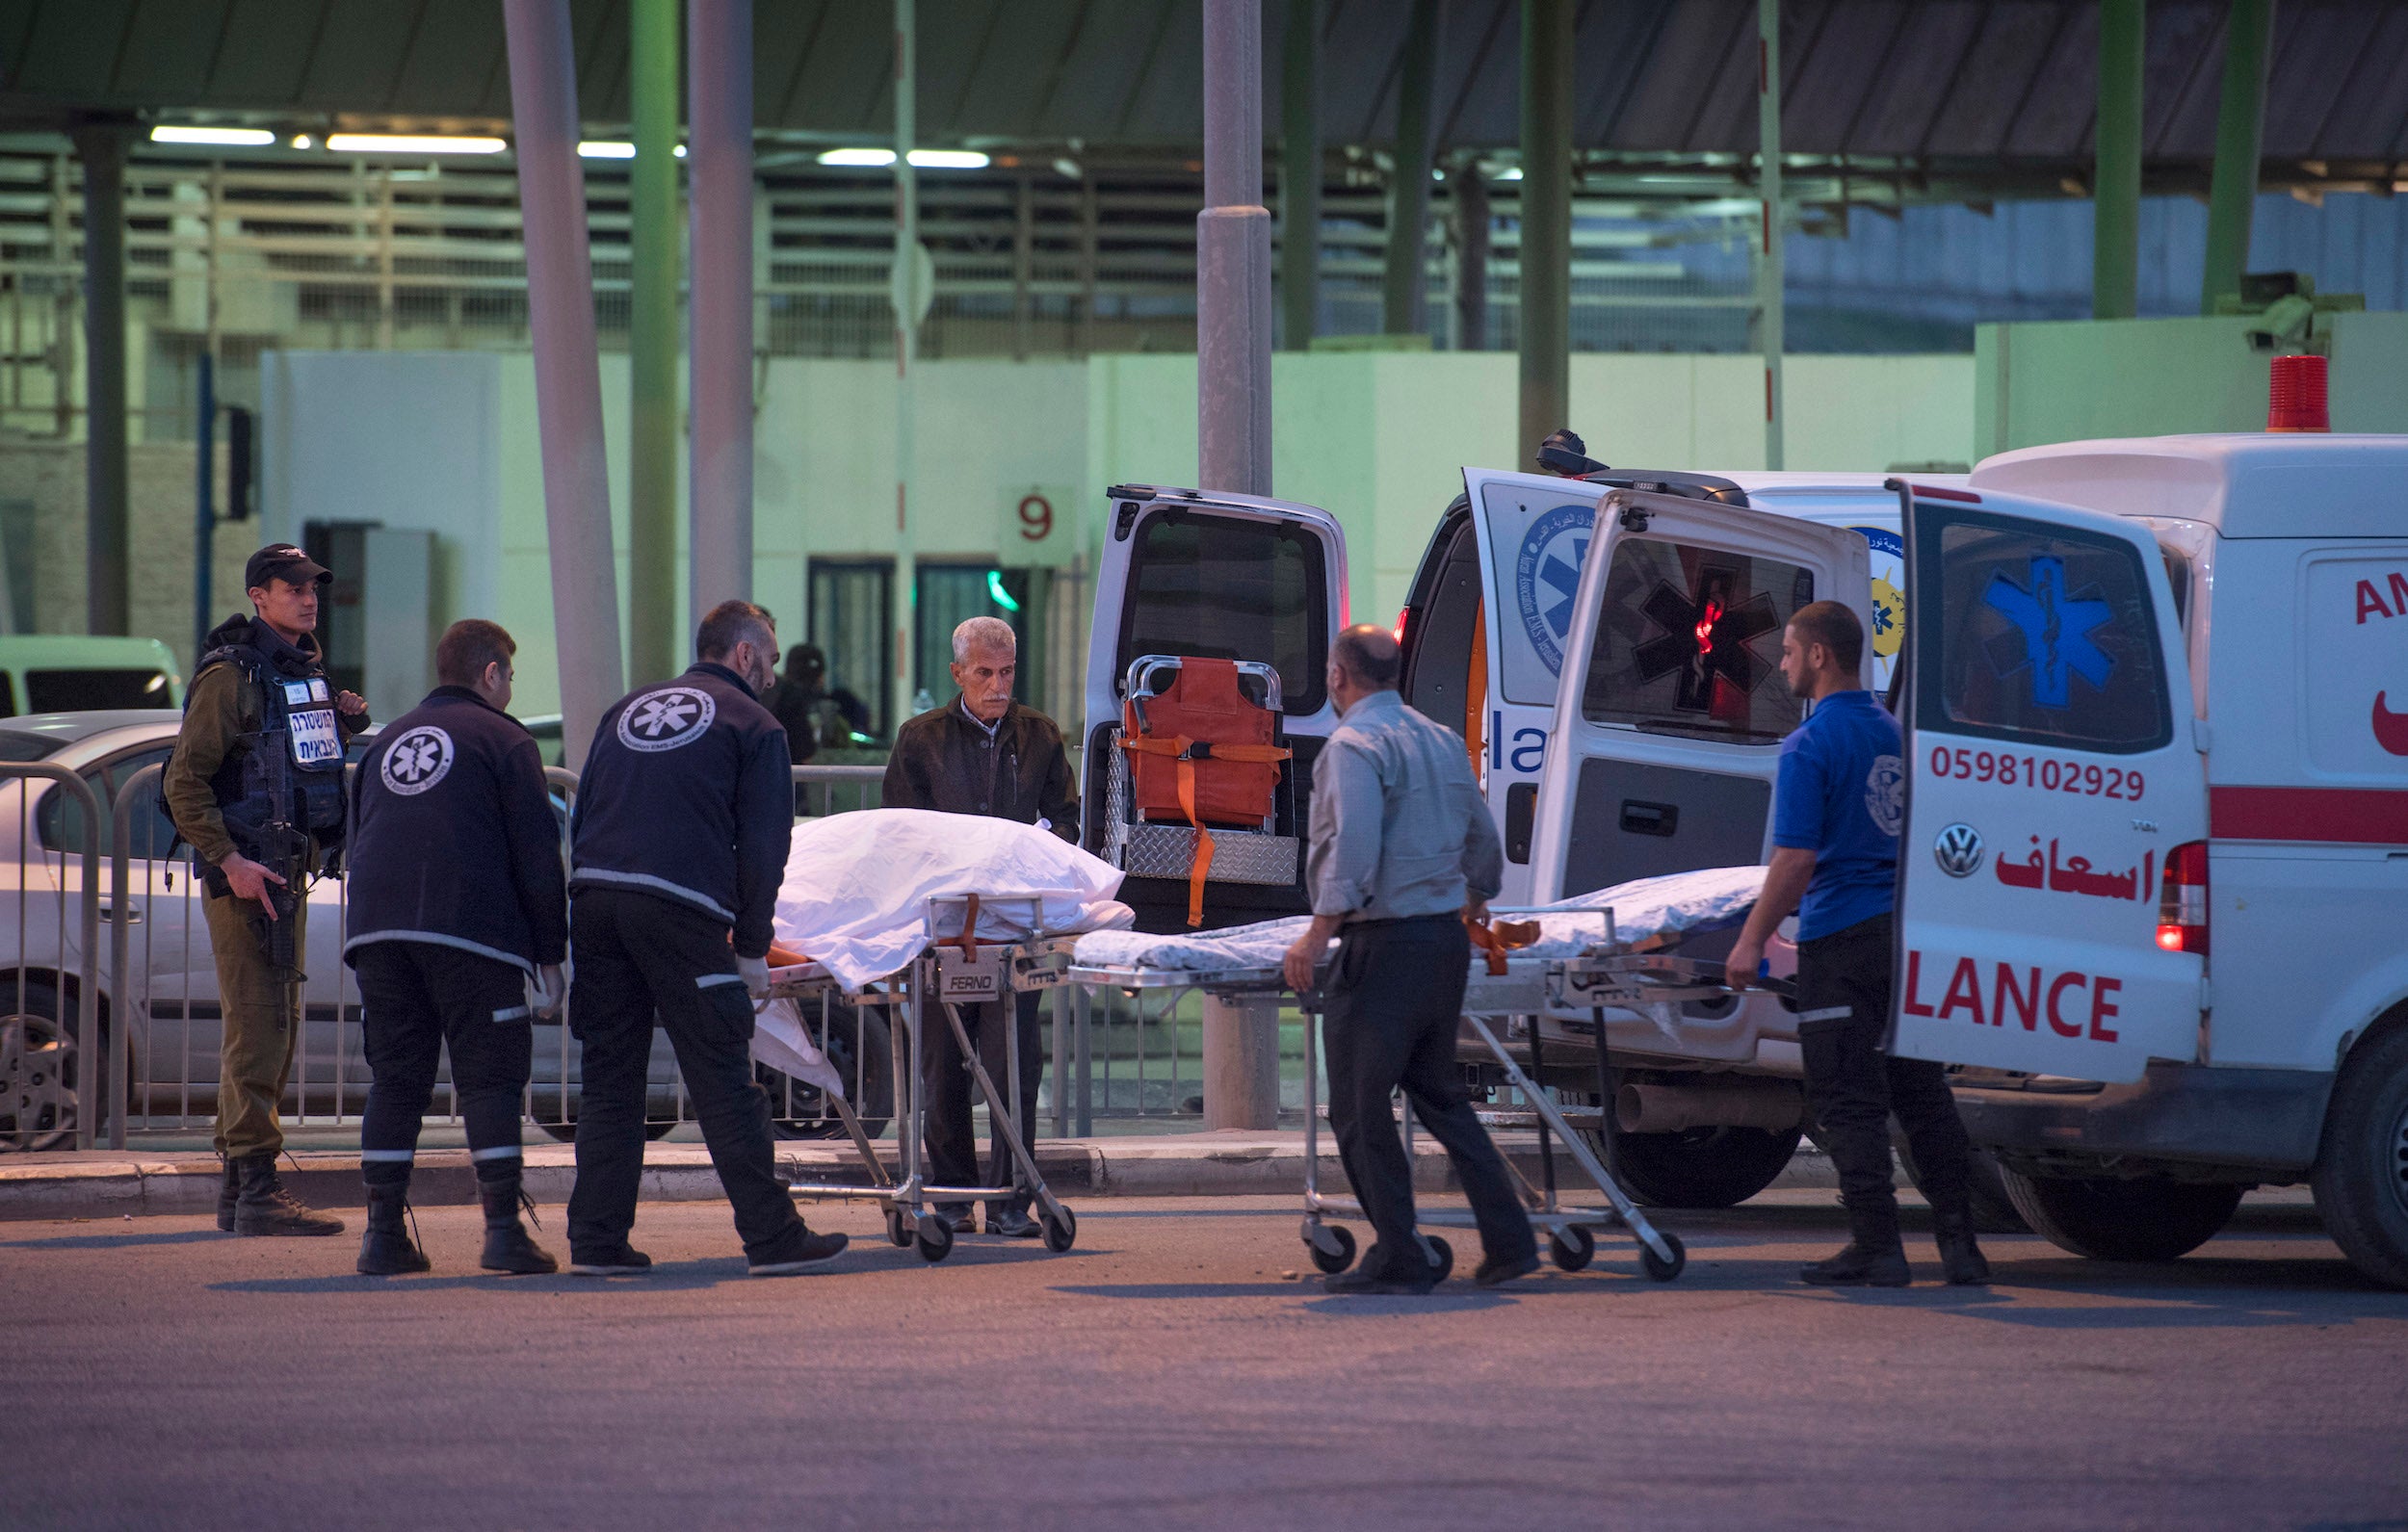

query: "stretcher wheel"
left=1549, top=1226, right=1597, bottom=1272
left=884, top=1207, right=912, bottom=1248
left=1423, top=1235, right=1454, bottom=1284
left=1638, top=1231, right=1686, bottom=1283
left=914, top=1216, right=955, bottom=1263
left=1305, top=1224, right=1356, bottom=1275
left=1041, top=1207, right=1078, bottom=1254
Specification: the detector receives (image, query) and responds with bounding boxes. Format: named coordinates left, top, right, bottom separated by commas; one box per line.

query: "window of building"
left=806, top=559, right=894, bottom=740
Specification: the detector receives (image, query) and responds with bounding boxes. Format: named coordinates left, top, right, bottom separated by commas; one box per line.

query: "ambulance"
left=1885, top=435, right=2408, bottom=1290
left=1084, top=465, right=1935, bottom=1210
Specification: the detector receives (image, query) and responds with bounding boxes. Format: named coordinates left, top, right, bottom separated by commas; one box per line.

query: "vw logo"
left=1932, top=822, right=1984, bottom=878
left=617, top=686, right=716, bottom=752
left=380, top=726, right=454, bottom=797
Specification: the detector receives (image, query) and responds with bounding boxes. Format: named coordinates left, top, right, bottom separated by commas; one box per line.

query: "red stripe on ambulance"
left=2210, top=785, right=2408, bottom=845
left=1901, top=950, right=2122, bottom=1042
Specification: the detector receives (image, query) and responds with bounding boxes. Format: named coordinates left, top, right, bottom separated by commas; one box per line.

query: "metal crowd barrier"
left=1, top=753, right=1191, bottom=1153
left=0, top=763, right=106, bottom=1151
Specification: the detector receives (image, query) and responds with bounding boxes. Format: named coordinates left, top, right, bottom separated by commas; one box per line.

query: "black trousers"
left=564, top=888, right=803, bottom=1259
left=923, top=989, right=1043, bottom=1215
left=354, top=941, right=534, bottom=1186
left=1323, top=914, right=1535, bottom=1276
left=1795, top=912, right=1975, bottom=1224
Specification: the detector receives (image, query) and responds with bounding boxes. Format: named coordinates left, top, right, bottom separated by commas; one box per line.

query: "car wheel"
left=1582, top=1117, right=1805, bottom=1209
left=1895, top=1133, right=2029, bottom=1234
left=1, top=978, right=92, bottom=1152
left=2311, top=1024, right=2408, bottom=1290
left=2001, top=1168, right=2242, bottom=1261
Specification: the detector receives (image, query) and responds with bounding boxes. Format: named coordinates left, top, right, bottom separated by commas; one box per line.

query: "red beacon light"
left=2267, top=352, right=2330, bottom=433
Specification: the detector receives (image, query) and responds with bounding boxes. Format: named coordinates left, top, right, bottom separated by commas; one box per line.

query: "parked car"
left=0, top=636, right=182, bottom=718
left=0, top=712, right=884, bottom=1150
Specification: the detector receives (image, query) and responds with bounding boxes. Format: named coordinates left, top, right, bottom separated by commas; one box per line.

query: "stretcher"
left=1065, top=909, right=1743, bottom=1285
left=761, top=891, right=1086, bottom=1263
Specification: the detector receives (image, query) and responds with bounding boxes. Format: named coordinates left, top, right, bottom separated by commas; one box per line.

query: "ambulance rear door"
left=1527, top=488, right=1872, bottom=926
left=1890, top=485, right=2205, bottom=1084
left=1082, top=485, right=1348, bottom=930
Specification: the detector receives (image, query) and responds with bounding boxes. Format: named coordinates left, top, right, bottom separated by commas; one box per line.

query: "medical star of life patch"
left=380, top=726, right=455, bottom=796
left=618, top=686, right=716, bottom=752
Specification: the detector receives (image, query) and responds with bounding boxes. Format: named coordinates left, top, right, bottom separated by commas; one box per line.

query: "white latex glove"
left=534, top=964, right=565, bottom=1019
left=737, top=954, right=772, bottom=997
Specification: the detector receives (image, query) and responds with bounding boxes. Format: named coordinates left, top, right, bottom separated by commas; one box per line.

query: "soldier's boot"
left=356, top=1181, right=431, bottom=1276
left=232, top=1151, right=346, bottom=1236
left=215, top=1156, right=239, bottom=1233
left=1799, top=1201, right=1911, bottom=1287
left=478, top=1170, right=559, bottom=1276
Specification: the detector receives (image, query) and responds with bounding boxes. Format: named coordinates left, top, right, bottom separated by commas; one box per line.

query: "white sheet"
left=1068, top=865, right=1766, bottom=974
left=772, top=809, right=1134, bottom=989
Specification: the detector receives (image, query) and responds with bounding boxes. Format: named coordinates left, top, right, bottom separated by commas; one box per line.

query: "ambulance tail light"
left=1394, top=607, right=1408, bottom=644
left=2157, top=841, right=2210, bottom=954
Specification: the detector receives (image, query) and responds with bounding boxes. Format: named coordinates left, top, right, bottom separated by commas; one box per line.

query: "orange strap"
left=1462, top=915, right=1539, bottom=976
left=949, top=893, right=982, bottom=958
left=1119, top=735, right=1293, bottom=927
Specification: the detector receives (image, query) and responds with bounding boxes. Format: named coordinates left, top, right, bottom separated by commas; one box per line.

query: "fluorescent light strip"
left=325, top=133, right=508, bottom=156
left=578, top=141, right=636, bottom=159
left=151, top=125, right=277, bottom=147
left=817, top=147, right=991, bottom=169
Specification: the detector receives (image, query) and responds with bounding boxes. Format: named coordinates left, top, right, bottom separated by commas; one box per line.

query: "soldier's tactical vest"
left=192, top=634, right=349, bottom=861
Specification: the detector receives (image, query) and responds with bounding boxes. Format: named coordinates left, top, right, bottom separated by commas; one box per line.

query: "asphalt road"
left=4, top=1191, right=2403, bottom=1532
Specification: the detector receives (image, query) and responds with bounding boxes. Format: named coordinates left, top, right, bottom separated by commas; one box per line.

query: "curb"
left=0, top=1142, right=1840, bottom=1221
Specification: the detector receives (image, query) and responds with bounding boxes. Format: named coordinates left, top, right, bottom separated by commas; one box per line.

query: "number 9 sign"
left=1016, top=494, right=1053, bottom=543
left=1001, top=484, right=1075, bottom=567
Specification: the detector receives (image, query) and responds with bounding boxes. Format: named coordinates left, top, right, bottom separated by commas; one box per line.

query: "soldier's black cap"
left=245, top=543, right=331, bottom=589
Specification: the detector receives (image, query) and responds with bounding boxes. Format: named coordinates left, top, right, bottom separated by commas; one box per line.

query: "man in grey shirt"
left=1283, top=626, right=1539, bottom=1293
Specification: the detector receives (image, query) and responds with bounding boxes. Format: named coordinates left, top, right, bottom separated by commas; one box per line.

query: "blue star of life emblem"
left=1513, top=504, right=1595, bottom=676
left=1981, top=556, right=2114, bottom=710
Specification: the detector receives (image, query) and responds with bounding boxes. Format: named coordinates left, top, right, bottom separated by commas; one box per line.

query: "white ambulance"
left=1884, top=435, right=2408, bottom=1290
left=1084, top=467, right=1935, bottom=1210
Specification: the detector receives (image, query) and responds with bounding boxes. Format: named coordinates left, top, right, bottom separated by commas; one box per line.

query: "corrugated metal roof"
left=3, top=1, right=2405, bottom=168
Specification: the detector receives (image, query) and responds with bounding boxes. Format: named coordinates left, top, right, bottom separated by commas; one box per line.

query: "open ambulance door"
left=1890, top=485, right=2205, bottom=1085
left=1528, top=487, right=1872, bottom=931
left=1082, top=485, right=1348, bottom=933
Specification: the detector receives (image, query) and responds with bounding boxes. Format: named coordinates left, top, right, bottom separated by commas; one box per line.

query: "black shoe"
left=1323, top=1263, right=1438, bottom=1296
left=1933, top=1209, right=1993, bottom=1286
left=215, top=1158, right=238, bottom=1233
left=985, top=1207, right=1041, bottom=1238
left=748, top=1223, right=850, bottom=1277
left=567, top=1242, right=654, bottom=1276
left=232, top=1152, right=345, bottom=1236
left=477, top=1173, right=559, bottom=1276
left=355, top=1183, right=430, bottom=1276
left=1799, top=1239, right=1912, bottom=1287
left=932, top=1206, right=977, bottom=1235
left=1473, top=1250, right=1541, bottom=1288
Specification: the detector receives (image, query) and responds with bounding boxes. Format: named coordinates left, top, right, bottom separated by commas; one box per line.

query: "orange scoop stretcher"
left=1118, top=655, right=1292, bottom=926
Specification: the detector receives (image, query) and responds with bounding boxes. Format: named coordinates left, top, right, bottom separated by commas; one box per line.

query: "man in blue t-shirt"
left=1726, top=601, right=1988, bottom=1288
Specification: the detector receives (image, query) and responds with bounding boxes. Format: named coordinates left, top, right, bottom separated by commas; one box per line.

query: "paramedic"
left=881, top=615, right=1078, bottom=1239
left=563, top=600, right=848, bottom=1278
left=163, top=542, right=369, bottom=1238
left=1282, top=624, right=1540, bottom=1293
left=1723, top=601, right=1990, bottom=1287
left=344, top=620, right=564, bottom=1277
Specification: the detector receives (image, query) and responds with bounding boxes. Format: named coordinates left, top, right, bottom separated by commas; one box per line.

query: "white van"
left=1882, top=435, right=2408, bottom=1289
left=1084, top=468, right=1940, bottom=1209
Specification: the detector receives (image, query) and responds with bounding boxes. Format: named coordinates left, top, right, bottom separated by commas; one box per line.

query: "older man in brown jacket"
left=881, top=616, right=1077, bottom=1236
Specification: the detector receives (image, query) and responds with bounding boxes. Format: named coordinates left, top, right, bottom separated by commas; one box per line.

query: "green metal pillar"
left=1381, top=0, right=1441, bottom=336
left=1517, top=0, right=1572, bottom=465
left=2201, top=0, right=2274, bottom=314
left=2093, top=0, right=2145, bottom=322
left=1279, top=0, right=1320, bottom=351
left=627, top=0, right=680, bottom=685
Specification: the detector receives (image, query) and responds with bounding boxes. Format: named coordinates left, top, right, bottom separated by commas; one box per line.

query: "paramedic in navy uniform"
left=1282, top=624, right=1540, bottom=1293
left=563, top=601, right=848, bottom=1278
left=1724, top=601, right=1990, bottom=1287
left=345, top=619, right=564, bottom=1277
left=881, top=615, right=1078, bottom=1238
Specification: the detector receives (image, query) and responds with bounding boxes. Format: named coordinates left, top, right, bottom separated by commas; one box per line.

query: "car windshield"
left=0, top=730, right=63, bottom=763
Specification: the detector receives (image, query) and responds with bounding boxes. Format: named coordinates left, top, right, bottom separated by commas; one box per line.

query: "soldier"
left=163, top=543, right=369, bottom=1236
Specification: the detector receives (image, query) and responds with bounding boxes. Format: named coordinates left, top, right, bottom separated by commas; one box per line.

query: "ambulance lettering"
left=1488, top=714, right=1550, bottom=775
left=1902, top=949, right=2122, bottom=1042
left=2350, top=571, right=2408, bottom=624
